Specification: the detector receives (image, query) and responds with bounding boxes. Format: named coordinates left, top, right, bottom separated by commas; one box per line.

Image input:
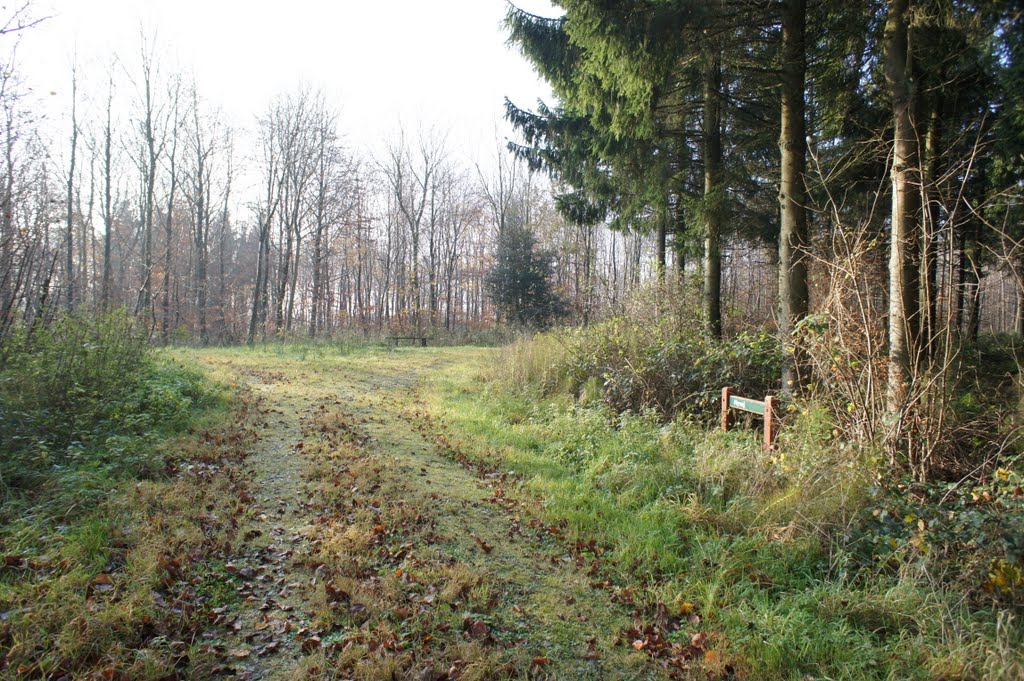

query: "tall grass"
left=424, top=274, right=1024, bottom=678
left=428, top=352, right=1024, bottom=679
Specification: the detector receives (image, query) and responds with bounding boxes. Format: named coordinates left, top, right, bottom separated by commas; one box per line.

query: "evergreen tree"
left=502, top=12, right=680, bottom=275
left=486, top=221, right=564, bottom=327
left=505, top=1, right=781, bottom=339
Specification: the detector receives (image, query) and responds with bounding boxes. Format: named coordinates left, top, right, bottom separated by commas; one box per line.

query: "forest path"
left=186, top=346, right=664, bottom=681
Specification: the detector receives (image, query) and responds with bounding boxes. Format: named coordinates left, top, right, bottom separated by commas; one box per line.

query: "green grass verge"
left=422, top=349, right=1024, bottom=681
left=0, top=348, right=240, bottom=679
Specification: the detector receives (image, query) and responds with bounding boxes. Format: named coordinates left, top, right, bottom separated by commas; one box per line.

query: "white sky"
left=14, top=0, right=561, bottom=167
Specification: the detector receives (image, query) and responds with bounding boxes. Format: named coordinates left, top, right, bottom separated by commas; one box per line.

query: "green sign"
left=728, top=395, right=766, bottom=415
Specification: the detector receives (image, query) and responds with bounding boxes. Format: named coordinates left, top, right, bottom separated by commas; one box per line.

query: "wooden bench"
left=721, top=387, right=779, bottom=451
left=386, top=336, right=430, bottom=348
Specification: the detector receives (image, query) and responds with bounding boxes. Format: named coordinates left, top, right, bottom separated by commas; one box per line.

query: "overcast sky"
left=15, top=0, right=561, bottom=165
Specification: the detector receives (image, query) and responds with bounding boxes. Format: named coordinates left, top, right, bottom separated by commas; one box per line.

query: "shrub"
left=850, top=462, right=1024, bottom=609
left=0, top=309, right=214, bottom=493
left=0, top=310, right=148, bottom=450
left=510, top=317, right=780, bottom=424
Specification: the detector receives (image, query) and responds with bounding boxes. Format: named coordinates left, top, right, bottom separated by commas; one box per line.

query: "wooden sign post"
left=721, top=387, right=778, bottom=451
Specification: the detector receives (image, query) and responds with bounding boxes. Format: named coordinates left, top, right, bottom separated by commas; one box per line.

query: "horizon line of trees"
left=0, top=18, right=853, bottom=346
left=0, top=2, right=1020, bottom=381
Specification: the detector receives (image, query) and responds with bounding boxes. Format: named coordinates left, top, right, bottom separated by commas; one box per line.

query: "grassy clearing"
left=419, top=348, right=1024, bottom=680
left=195, top=343, right=662, bottom=680
left=5, top=337, right=1018, bottom=679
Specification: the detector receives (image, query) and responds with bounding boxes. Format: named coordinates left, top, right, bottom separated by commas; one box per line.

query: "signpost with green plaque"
left=721, top=387, right=778, bottom=451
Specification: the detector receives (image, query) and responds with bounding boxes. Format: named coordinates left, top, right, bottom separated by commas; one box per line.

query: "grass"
left=418, top=348, right=1024, bottom=680
left=4, top=337, right=1019, bottom=679
left=171, top=343, right=669, bottom=679
left=0, top=342, right=256, bottom=680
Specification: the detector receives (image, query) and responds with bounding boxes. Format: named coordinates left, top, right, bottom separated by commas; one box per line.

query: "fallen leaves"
left=463, top=617, right=493, bottom=643
left=472, top=534, right=494, bottom=554
left=324, top=581, right=351, bottom=603
left=301, top=635, right=322, bottom=653
left=617, top=606, right=726, bottom=678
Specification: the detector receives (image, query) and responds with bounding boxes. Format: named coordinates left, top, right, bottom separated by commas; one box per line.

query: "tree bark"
left=885, top=0, right=921, bottom=416
left=702, top=46, right=723, bottom=338
left=778, top=0, right=810, bottom=396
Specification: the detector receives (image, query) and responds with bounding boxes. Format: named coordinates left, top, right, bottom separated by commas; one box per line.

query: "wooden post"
left=764, top=395, right=777, bottom=451
left=721, top=387, right=732, bottom=432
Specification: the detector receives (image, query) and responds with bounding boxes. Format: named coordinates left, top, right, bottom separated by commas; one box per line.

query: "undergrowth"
left=0, top=310, right=243, bottom=679
left=0, top=310, right=213, bottom=498
left=424, top=343, right=1024, bottom=680
left=499, top=313, right=779, bottom=424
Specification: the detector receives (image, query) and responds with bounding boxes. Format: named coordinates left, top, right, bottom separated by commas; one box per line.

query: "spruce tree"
left=486, top=221, right=564, bottom=327
left=505, top=1, right=780, bottom=339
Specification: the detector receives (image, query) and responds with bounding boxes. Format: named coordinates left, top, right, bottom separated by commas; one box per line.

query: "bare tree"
left=64, top=61, right=78, bottom=310
left=100, top=71, right=115, bottom=311
left=380, top=126, right=448, bottom=332
left=129, top=33, right=169, bottom=323
left=160, top=77, right=181, bottom=341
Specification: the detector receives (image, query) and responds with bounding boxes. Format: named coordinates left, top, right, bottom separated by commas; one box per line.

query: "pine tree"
left=486, top=221, right=564, bottom=327
left=503, top=10, right=679, bottom=273
left=505, top=1, right=780, bottom=338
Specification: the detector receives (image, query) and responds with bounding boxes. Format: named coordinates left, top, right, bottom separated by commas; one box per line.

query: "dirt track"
left=189, top=347, right=664, bottom=680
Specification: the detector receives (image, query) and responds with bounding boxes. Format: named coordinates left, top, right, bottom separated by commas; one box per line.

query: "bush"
left=0, top=309, right=214, bottom=493
left=506, top=315, right=780, bottom=424
left=850, top=462, right=1024, bottom=609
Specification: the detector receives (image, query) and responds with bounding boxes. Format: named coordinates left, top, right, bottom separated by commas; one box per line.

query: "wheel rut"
left=192, top=349, right=666, bottom=680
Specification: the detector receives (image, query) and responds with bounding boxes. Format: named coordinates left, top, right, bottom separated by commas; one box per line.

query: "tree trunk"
left=778, top=0, right=809, bottom=396
left=218, top=156, right=232, bottom=340
left=1, top=107, right=15, bottom=320
left=885, top=0, right=921, bottom=416
left=138, top=64, right=158, bottom=321
left=248, top=219, right=270, bottom=346
left=674, top=194, right=686, bottom=283
left=101, top=80, right=114, bottom=311
left=920, top=92, right=943, bottom=359
left=196, top=168, right=209, bottom=345
left=964, top=231, right=981, bottom=343
left=80, top=158, right=93, bottom=304
left=702, top=46, right=723, bottom=338
left=309, top=146, right=326, bottom=338
left=1015, top=269, right=1024, bottom=338
left=656, top=219, right=666, bottom=281
left=65, top=69, right=78, bottom=310
left=162, top=108, right=178, bottom=343
left=285, top=222, right=301, bottom=333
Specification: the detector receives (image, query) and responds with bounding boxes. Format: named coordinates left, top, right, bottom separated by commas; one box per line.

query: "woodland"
left=0, top=0, right=1022, bottom=679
